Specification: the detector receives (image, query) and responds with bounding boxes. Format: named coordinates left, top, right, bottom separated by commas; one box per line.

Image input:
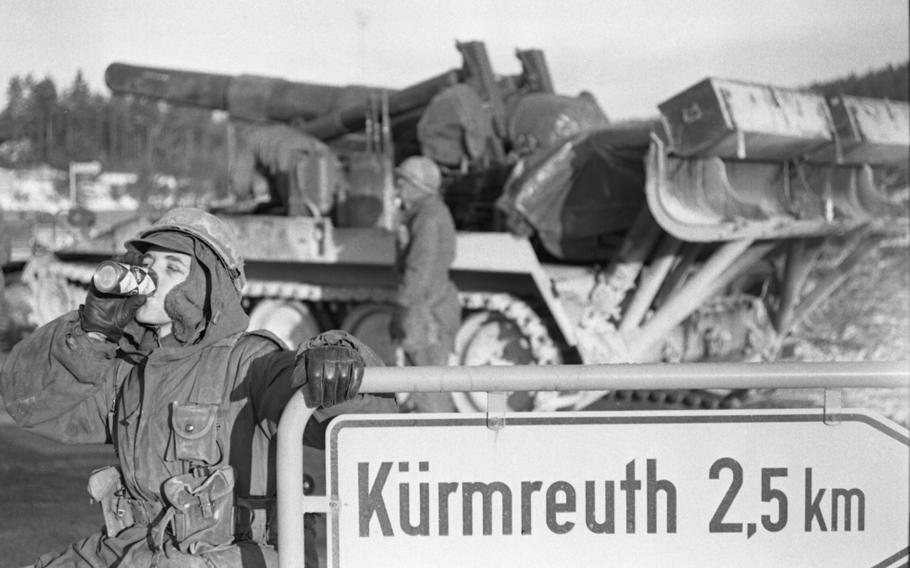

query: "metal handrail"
left=276, top=360, right=909, bottom=567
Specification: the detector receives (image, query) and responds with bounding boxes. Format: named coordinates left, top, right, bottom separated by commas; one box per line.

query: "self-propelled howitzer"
left=16, top=41, right=910, bottom=415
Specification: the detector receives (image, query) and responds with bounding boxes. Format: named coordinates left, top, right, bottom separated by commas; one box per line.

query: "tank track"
left=31, top=258, right=756, bottom=411
left=604, top=387, right=754, bottom=410
left=596, top=295, right=771, bottom=410
left=458, top=292, right=562, bottom=366
left=35, top=258, right=401, bottom=305
left=31, top=259, right=562, bottom=363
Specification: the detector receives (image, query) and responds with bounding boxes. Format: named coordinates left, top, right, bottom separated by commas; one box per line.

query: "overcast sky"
left=1, top=0, right=907, bottom=119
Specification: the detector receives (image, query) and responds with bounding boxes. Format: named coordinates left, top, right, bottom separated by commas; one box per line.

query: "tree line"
left=807, top=62, right=909, bottom=102
left=0, top=71, right=231, bottom=194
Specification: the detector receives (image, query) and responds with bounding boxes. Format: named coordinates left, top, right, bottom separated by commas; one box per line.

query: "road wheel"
left=450, top=311, right=536, bottom=413
left=248, top=299, right=321, bottom=349
left=340, top=303, right=396, bottom=366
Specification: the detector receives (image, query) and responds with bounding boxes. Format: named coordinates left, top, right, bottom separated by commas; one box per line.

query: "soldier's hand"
left=293, top=344, right=365, bottom=408
left=80, top=291, right=147, bottom=342
left=79, top=252, right=149, bottom=341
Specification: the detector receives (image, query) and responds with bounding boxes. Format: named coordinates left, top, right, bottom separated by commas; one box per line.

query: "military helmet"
left=128, top=207, right=245, bottom=292
left=395, top=156, right=442, bottom=194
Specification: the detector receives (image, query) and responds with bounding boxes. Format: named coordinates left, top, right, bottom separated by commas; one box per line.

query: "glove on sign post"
left=326, top=410, right=908, bottom=568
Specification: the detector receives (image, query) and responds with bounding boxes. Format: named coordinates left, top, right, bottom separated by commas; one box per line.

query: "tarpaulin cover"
left=496, top=126, right=651, bottom=262
left=507, top=92, right=609, bottom=156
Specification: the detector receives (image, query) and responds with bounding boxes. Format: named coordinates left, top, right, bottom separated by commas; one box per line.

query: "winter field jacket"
left=396, top=196, right=460, bottom=331
left=0, top=311, right=395, bottom=508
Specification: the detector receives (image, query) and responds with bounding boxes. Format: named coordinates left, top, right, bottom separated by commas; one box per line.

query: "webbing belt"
left=126, top=498, right=164, bottom=526
left=127, top=496, right=274, bottom=543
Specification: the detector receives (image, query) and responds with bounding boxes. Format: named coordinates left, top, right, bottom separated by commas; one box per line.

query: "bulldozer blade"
left=645, top=136, right=906, bottom=242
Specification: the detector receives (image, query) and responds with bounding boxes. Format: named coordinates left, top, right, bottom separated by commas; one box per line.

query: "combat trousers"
left=0, top=271, right=8, bottom=350
left=29, top=527, right=282, bottom=568
left=400, top=327, right=457, bottom=413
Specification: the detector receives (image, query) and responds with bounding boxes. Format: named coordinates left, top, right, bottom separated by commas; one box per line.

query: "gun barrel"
left=106, top=63, right=232, bottom=110
left=105, top=62, right=378, bottom=122
left=303, top=69, right=462, bottom=141
left=106, top=62, right=463, bottom=141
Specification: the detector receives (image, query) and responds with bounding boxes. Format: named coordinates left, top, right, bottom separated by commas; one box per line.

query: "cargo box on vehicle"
left=811, top=95, right=910, bottom=165
left=658, top=77, right=834, bottom=160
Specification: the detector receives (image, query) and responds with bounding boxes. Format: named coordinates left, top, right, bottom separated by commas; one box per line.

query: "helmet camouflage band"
left=129, top=207, right=246, bottom=292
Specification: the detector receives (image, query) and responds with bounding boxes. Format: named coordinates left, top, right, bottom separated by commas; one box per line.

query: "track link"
left=30, top=257, right=761, bottom=411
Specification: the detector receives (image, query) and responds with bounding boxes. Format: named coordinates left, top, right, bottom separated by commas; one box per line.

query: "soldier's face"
left=135, top=246, right=192, bottom=327
left=395, top=178, right=423, bottom=208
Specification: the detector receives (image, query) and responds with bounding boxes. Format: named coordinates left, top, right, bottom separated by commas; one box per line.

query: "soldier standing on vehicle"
left=389, top=157, right=461, bottom=410
left=230, top=123, right=341, bottom=216
left=1, top=207, right=395, bottom=568
left=0, top=203, right=10, bottom=343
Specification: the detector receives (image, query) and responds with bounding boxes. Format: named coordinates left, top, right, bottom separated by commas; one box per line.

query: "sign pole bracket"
left=823, top=388, right=844, bottom=425
left=486, top=391, right=507, bottom=430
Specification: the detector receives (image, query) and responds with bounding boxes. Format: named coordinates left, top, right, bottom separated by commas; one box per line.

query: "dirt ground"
left=0, top=244, right=907, bottom=565
left=782, top=245, right=910, bottom=428
left=0, top=422, right=115, bottom=566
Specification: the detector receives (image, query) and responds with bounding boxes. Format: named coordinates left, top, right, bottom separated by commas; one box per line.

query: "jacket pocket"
left=170, top=403, right=221, bottom=465
left=163, top=465, right=236, bottom=554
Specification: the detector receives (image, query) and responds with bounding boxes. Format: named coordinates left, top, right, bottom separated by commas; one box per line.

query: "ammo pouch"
left=87, top=465, right=134, bottom=537
left=168, top=402, right=221, bottom=466
left=162, top=465, right=235, bottom=554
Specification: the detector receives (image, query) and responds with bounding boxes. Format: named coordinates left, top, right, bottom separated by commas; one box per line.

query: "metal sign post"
left=68, top=160, right=102, bottom=205
left=277, top=361, right=909, bottom=567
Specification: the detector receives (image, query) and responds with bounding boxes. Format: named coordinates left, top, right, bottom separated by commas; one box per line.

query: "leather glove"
left=293, top=339, right=365, bottom=408
left=79, top=252, right=149, bottom=341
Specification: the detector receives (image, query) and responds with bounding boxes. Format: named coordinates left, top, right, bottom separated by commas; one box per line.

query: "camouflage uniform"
left=1, top=208, right=395, bottom=567
left=0, top=205, right=8, bottom=267
left=0, top=205, right=10, bottom=343
left=394, top=195, right=460, bottom=366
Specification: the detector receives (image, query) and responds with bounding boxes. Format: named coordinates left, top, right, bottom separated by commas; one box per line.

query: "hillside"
left=807, top=61, right=909, bottom=101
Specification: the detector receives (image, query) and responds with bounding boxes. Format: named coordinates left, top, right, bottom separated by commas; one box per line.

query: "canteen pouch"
left=162, top=465, right=235, bottom=554
left=169, top=403, right=220, bottom=465
left=87, top=465, right=134, bottom=537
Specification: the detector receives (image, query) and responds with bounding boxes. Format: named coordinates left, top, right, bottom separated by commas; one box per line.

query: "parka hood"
left=123, top=231, right=249, bottom=355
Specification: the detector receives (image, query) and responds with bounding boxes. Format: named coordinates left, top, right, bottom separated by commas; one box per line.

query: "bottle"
left=92, top=261, right=156, bottom=296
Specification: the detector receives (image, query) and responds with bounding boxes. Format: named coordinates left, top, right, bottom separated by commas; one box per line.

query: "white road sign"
left=69, top=160, right=102, bottom=175
left=327, top=409, right=908, bottom=568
